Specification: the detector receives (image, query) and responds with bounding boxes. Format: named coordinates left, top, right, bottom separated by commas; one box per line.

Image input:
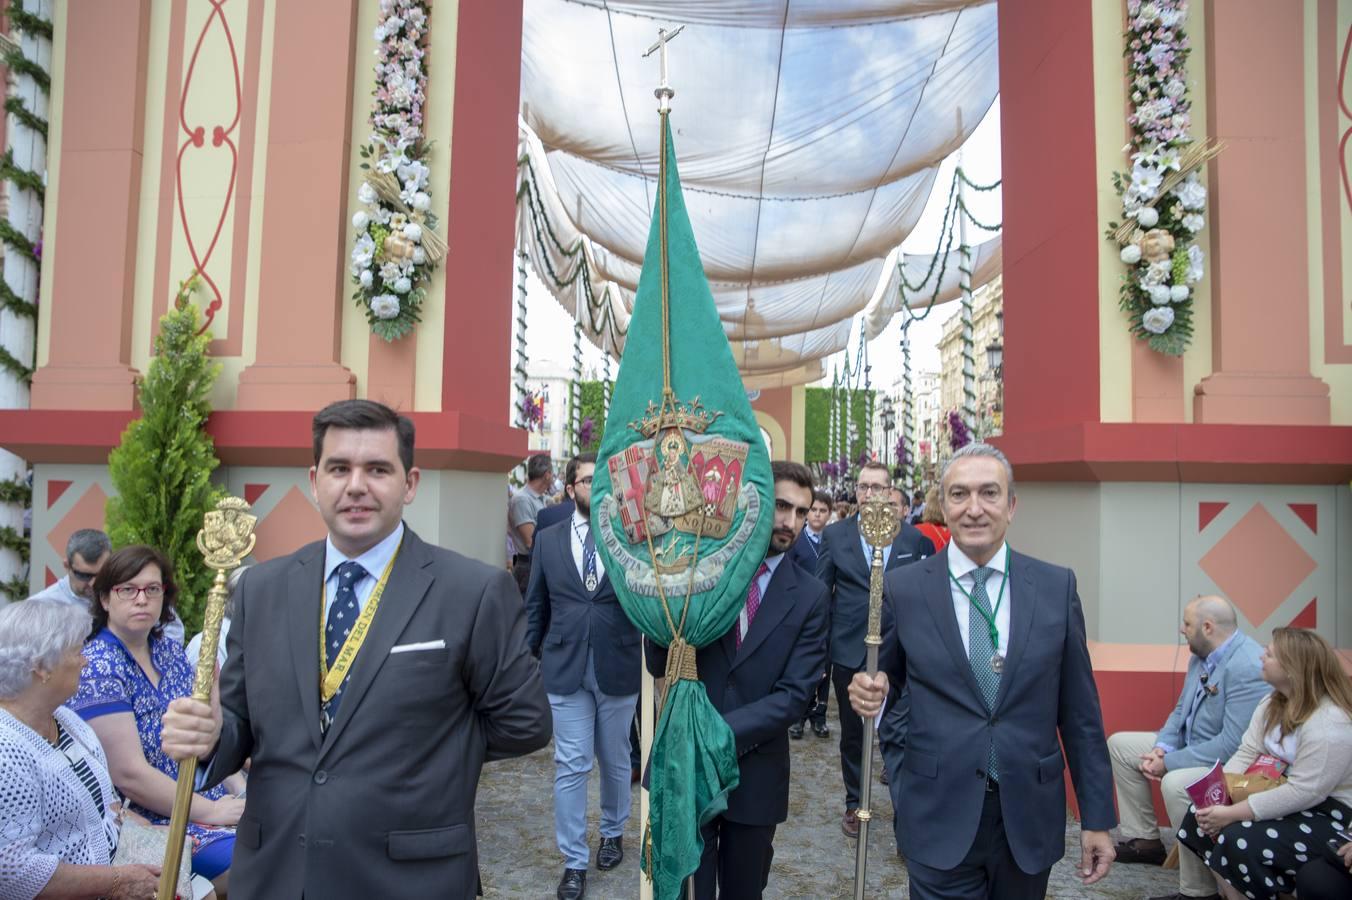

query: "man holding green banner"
left=589, top=108, right=776, bottom=898
left=645, top=460, right=829, bottom=898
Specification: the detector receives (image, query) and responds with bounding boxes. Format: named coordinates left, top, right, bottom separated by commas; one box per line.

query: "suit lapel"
left=731, top=559, right=795, bottom=670
left=319, top=530, right=434, bottom=759
left=287, top=546, right=326, bottom=753
left=993, top=551, right=1036, bottom=712
left=921, top=551, right=987, bottom=709
left=845, top=517, right=872, bottom=581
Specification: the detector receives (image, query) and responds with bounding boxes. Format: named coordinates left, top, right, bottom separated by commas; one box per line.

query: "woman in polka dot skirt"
left=1177, top=627, right=1352, bottom=900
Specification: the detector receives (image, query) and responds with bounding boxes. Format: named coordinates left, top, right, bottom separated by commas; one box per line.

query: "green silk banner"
left=591, top=114, right=772, bottom=899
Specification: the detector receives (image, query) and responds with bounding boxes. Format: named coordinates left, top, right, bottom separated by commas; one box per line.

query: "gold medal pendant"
left=990, top=653, right=1005, bottom=674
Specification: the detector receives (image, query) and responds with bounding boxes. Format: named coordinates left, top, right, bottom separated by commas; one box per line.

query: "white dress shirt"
left=568, top=510, right=606, bottom=581
left=322, top=523, right=405, bottom=617
left=947, top=541, right=1013, bottom=658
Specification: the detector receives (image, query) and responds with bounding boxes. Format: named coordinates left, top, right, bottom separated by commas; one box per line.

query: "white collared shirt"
left=322, top=523, right=405, bottom=617
left=737, top=552, right=784, bottom=642
left=568, top=510, right=606, bottom=582
left=948, top=542, right=1012, bottom=657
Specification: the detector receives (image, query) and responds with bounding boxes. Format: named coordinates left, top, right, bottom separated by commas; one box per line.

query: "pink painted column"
left=29, top=1, right=150, bottom=410
left=236, top=0, right=357, bottom=409
left=1192, top=0, right=1330, bottom=424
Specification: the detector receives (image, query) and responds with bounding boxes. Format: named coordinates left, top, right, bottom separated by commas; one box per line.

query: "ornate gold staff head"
left=196, top=496, right=258, bottom=570
left=858, top=496, right=900, bottom=551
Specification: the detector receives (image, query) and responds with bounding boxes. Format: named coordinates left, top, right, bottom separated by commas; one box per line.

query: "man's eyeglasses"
left=571, top=477, right=594, bottom=487
left=68, top=568, right=99, bottom=583
left=111, top=583, right=165, bottom=602
left=856, top=483, right=889, bottom=496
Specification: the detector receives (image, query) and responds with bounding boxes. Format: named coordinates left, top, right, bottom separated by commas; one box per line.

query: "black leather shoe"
left=597, top=836, right=623, bottom=870
left=557, top=868, right=586, bottom=899
left=788, top=721, right=805, bottom=739
left=812, top=720, right=830, bottom=737
left=1115, top=837, right=1167, bottom=865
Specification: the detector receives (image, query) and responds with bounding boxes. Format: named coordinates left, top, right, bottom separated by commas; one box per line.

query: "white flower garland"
left=1107, top=0, right=1208, bottom=356
left=350, top=0, right=444, bottom=341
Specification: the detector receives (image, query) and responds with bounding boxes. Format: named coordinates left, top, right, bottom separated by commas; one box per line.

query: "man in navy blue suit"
left=789, top=490, right=833, bottom=739
left=817, top=461, right=934, bottom=838
left=647, top=460, right=829, bottom=899
left=849, top=443, right=1116, bottom=899
left=526, top=453, right=641, bottom=900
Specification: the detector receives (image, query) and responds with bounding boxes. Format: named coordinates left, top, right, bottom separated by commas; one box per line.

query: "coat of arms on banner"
left=599, top=395, right=761, bottom=590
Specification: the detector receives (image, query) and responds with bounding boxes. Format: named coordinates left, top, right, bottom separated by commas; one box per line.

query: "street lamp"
left=879, top=394, right=896, bottom=465
left=985, top=341, right=1003, bottom=379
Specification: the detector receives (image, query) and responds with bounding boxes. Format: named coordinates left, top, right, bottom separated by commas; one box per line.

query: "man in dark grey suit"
left=817, top=461, right=934, bottom=838
left=162, top=400, right=552, bottom=899
left=525, top=452, right=641, bottom=900
left=850, top=443, right=1116, bottom=899
left=788, top=489, right=832, bottom=740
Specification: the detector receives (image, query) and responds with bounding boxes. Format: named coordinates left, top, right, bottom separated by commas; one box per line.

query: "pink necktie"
left=737, top=562, right=770, bottom=648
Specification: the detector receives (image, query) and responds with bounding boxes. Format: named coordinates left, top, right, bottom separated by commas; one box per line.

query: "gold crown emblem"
left=629, top=390, right=721, bottom=439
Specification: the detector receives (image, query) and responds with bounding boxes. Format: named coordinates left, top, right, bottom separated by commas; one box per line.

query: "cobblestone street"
left=477, top=705, right=1181, bottom=899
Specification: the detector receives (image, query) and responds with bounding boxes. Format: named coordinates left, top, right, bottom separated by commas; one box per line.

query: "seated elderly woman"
left=0, top=599, right=160, bottom=899
left=1177, top=627, right=1352, bottom=900
left=67, top=545, right=243, bottom=895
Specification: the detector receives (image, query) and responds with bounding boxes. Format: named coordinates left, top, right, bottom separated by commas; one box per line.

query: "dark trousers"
left=1294, top=842, right=1352, bottom=900
left=796, top=665, right=830, bottom=727
left=692, top=817, right=776, bottom=899
left=832, top=664, right=863, bottom=808
left=906, top=789, right=1051, bottom=900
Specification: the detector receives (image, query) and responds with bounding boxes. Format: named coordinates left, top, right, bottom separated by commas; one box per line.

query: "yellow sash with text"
left=319, top=545, right=401, bottom=704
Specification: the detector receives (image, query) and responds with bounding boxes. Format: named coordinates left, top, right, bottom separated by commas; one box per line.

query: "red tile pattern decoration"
left=250, top=486, right=325, bottom=561
left=1198, top=503, right=1317, bottom=627
left=47, top=480, right=72, bottom=509
left=243, top=483, right=268, bottom=505
left=1198, top=501, right=1228, bottom=531
left=45, top=567, right=58, bottom=587
left=1288, top=598, right=1317, bottom=629
left=46, top=485, right=108, bottom=559
left=1287, top=503, right=1317, bottom=534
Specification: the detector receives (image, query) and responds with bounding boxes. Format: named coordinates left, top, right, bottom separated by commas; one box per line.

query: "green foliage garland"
left=105, top=277, right=225, bottom=634
left=804, top=387, right=873, bottom=465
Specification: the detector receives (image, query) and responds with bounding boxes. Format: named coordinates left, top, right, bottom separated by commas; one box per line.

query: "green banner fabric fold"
left=591, top=114, right=773, bottom=899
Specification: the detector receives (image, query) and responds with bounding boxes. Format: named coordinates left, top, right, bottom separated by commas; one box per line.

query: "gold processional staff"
left=158, top=497, right=257, bottom=900
left=853, top=497, right=900, bottom=900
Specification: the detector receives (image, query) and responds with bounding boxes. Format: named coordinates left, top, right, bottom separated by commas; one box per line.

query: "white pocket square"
left=390, top=639, right=446, bottom=654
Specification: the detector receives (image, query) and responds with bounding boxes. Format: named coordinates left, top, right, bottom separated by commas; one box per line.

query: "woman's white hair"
left=0, top=599, right=91, bottom=699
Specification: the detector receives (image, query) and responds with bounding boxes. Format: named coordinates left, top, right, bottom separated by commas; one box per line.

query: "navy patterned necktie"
left=323, top=560, right=367, bottom=726
left=582, top=525, right=598, bottom=592
left=968, top=565, right=1001, bottom=780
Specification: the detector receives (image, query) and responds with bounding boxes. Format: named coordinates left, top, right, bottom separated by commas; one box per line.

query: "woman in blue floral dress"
left=68, top=545, right=242, bottom=893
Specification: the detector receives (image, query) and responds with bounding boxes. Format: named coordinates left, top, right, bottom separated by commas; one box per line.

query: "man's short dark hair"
left=770, top=460, right=814, bottom=492
left=812, top=490, right=832, bottom=508
left=565, top=452, right=597, bottom=487
left=526, top=453, right=553, bottom=482
left=66, top=528, right=110, bottom=564
left=312, top=400, right=415, bottom=473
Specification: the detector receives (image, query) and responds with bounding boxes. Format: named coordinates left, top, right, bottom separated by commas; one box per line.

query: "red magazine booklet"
left=1184, top=760, right=1231, bottom=809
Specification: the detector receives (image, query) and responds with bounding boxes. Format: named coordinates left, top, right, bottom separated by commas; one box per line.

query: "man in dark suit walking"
left=849, top=443, right=1116, bottom=899
left=817, top=460, right=934, bottom=837
left=525, top=452, right=641, bottom=900
left=647, top=461, right=829, bottom=899
left=161, top=400, right=552, bottom=899
left=788, top=489, right=833, bottom=739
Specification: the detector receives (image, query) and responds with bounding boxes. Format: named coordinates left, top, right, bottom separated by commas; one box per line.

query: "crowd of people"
left=0, top=398, right=1348, bottom=900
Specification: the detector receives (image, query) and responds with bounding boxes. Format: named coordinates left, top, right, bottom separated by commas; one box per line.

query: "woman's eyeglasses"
left=112, top=583, right=165, bottom=602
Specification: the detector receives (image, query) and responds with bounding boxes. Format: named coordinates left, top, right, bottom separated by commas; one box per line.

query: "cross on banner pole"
left=643, top=24, right=685, bottom=112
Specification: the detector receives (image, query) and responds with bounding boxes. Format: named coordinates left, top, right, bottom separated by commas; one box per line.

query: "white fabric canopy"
left=517, top=0, right=1001, bottom=384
